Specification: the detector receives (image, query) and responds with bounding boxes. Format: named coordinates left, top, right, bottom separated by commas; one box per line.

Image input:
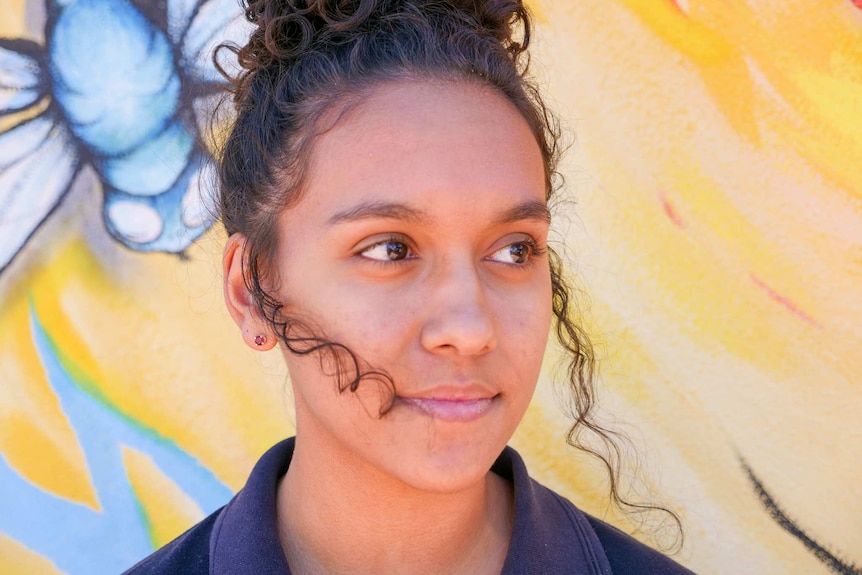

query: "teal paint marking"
left=0, top=301, right=233, bottom=574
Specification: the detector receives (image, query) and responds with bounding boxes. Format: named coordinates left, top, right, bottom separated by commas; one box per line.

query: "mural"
left=528, top=1, right=862, bottom=574
left=0, top=1, right=860, bottom=574
left=0, top=1, right=268, bottom=573
left=0, top=0, right=248, bottom=273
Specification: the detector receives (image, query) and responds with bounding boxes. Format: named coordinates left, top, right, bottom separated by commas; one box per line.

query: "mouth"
left=397, top=396, right=496, bottom=422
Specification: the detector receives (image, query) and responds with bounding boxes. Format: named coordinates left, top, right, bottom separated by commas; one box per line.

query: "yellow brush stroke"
left=0, top=98, right=51, bottom=134
left=0, top=258, right=99, bottom=510
left=588, top=149, right=820, bottom=382
left=615, top=0, right=734, bottom=63
left=571, top=0, right=761, bottom=144
left=0, top=0, right=28, bottom=37
left=0, top=533, right=66, bottom=575
left=121, top=446, right=205, bottom=549
left=524, top=0, right=547, bottom=25
left=20, top=230, right=289, bottom=490
left=28, top=245, right=115, bottom=407
left=762, top=67, right=862, bottom=195
left=732, top=14, right=862, bottom=195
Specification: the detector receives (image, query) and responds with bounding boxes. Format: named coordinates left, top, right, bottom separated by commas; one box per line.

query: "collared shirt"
left=122, top=438, right=695, bottom=574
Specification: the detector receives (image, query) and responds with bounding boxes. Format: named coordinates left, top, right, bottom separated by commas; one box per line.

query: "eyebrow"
left=327, top=201, right=428, bottom=225
left=326, top=198, right=551, bottom=226
left=494, top=199, right=552, bottom=226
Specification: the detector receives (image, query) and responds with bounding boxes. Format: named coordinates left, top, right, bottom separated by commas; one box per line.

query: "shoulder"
left=534, top=485, right=696, bottom=574
left=582, top=512, right=697, bottom=575
left=496, top=444, right=697, bottom=575
left=121, top=508, right=222, bottom=575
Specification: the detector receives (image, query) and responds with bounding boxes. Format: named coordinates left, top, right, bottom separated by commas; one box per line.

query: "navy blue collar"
left=209, top=437, right=612, bottom=574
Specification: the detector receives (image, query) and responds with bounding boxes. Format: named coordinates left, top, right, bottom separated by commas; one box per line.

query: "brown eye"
left=361, top=239, right=412, bottom=262
left=490, top=242, right=533, bottom=265
left=509, top=243, right=530, bottom=264
left=385, top=241, right=408, bottom=260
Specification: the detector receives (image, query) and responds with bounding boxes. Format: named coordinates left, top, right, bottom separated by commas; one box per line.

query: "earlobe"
left=223, top=233, right=277, bottom=351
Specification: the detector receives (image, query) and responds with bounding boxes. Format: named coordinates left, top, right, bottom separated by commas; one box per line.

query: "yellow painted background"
left=1, top=1, right=860, bottom=574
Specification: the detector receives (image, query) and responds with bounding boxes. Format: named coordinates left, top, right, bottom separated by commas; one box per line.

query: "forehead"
left=293, top=79, right=547, bottom=226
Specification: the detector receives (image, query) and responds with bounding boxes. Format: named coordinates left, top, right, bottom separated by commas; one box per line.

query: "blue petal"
left=0, top=116, right=79, bottom=273
left=103, top=148, right=216, bottom=252
left=181, top=0, right=251, bottom=84
left=97, top=120, right=194, bottom=196
left=0, top=39, right=46, bottom=113
left=48, top=0, right=181, bottom=155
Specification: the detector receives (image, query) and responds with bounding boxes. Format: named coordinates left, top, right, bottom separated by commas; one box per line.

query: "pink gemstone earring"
left=254, top=334, right=267, bottom=346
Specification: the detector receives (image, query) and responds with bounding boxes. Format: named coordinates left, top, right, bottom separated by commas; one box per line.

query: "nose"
left=419, top=258, right=497, bottom=357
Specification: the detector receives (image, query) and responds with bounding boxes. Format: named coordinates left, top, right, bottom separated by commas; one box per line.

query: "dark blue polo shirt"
left=122, top=438, right=695, bottom=574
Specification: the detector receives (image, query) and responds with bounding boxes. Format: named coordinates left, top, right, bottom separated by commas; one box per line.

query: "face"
left=241, top=79, right=551, bottom=493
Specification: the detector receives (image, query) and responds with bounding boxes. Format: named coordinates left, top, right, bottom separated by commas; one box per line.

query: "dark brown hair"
left=215, top=0, right=681, bottom=550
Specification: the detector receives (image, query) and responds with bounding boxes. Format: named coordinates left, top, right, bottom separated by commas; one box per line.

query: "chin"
left=380, top=427, right=512, bottom=493
left=394, top=455, right=498, bottom=494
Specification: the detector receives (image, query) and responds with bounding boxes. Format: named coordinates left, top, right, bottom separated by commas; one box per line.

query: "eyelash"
left=505, top=238, right=547, bottom=268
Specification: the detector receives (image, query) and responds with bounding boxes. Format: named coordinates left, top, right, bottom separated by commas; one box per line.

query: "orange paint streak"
left=749, top=274, right=819, bottom=327
left=669, top=0, right=688, bottom=15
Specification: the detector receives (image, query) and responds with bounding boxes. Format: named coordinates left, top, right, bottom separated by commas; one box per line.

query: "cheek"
left=296, top=279, right=421, bottom=360
left=493, top=280, right=553, bottom=369
left=515, top=314, right=552, bottom=375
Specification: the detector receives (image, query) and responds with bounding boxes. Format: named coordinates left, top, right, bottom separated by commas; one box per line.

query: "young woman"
left=124, top=0, right=694, bottom=573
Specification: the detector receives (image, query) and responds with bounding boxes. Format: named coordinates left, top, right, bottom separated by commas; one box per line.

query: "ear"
left=223, top=233, right=277, bottom=351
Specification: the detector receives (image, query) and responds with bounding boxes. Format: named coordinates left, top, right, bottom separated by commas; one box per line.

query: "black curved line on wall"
left=740, top=458, right=861, bottom=575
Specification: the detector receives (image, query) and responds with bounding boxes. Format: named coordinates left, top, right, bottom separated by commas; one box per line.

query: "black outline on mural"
left=740, top=458, right=860, bottom=575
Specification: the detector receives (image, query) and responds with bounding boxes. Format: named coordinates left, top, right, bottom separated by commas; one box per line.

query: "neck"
left=276, top=430, right=513, bottom=575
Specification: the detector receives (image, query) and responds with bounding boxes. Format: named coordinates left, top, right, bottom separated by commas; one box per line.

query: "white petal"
left=0, top=116, right=54, bottom=170
left=0, top=44, right=41, bottom=90
left=105, top=199, right=164, bottom=244
left=0, top=43, right=43, bottom=112
left=0, top=126, right=78, bottom=272
left=181, top=0, right=251, bottom=84
left=181, top=160, right=217, bottom=228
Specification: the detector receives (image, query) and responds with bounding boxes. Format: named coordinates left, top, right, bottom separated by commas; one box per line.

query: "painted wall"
left=0, top=1, right=859, bottom=574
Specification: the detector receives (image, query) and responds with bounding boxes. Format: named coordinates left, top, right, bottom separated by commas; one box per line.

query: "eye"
left=360, top=238, right=413, bottom=262
left=489, top=240, right=542, bottom=265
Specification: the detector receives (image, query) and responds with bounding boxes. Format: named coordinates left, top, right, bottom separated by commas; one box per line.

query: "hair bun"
left=239, top=0, right=375, bottom=70
left=235, top=0, right=529, bottom=79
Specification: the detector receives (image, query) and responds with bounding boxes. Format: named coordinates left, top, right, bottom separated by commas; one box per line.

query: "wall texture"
left=1, top=1, right=860, bottom=574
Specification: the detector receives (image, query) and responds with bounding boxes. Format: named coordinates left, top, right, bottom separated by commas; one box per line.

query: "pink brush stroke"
left=660, top=190, right=686, bottom=228
left=749, top=273, right=819, bottom=327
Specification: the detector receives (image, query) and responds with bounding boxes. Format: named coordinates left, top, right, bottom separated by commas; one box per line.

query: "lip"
left=397, top=396, right=496, bottom=422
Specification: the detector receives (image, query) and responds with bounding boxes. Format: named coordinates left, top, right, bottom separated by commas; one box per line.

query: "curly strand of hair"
left=242, top=239, right=397, bottom=415
left=548, top=247, right=684, bottom=552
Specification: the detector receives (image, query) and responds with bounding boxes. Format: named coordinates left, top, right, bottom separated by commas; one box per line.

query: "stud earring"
left=254, top=334, right=267, bottom=346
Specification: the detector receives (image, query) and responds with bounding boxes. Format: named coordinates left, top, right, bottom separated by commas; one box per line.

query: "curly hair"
left=214, top=0, right=681, bottom=550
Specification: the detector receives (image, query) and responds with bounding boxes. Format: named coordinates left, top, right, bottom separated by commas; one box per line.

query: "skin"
left=224, top=79, right=551, bottom=575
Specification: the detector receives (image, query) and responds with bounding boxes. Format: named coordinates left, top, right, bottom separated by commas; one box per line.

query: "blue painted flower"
left=0, top=0, right=250, bottom=272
